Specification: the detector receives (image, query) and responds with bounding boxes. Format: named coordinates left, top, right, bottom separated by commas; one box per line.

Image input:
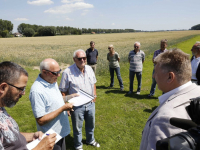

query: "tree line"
left=18, top=23, right=135, bottom=37
left=191, top=24, right=200, bottom=30
left=0, top=19, right=13, bottom=37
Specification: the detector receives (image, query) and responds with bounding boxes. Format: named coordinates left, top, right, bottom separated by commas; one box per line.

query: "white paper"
left=26, top=129, right=62, bottom=150
left=68, top=89, right=94, bottom=106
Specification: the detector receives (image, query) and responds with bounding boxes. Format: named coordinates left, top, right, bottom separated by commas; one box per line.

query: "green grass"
left=6, top=35, right=200, bottom=150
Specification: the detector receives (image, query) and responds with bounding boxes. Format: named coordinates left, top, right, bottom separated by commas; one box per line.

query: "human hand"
left=63, top=102, right=74, bottom=111
left=33, top=133, right=56, bottom=150
left=92, top=97, right=96, bottom=103
left=67, top=110, right=71, bottom=116
left=33, top=131, right=44, bottom=141
left=67, top=93, right=79, bottom=100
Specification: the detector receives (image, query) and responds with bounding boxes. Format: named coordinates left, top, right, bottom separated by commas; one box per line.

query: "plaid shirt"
left=59, top=64, right=96, bottom=96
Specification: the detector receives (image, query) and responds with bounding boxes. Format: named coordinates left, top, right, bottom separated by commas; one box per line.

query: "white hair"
left=108, top=44, right=114, bottom=48
left=73, top=49, right=86, bottom=58
left=134, top=41, right=141, bottom=46
left=40, top=60, right=50, bottom=72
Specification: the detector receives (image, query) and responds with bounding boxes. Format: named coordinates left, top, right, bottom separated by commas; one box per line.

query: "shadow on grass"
left=124, top=93, right=158, bottom=99
left=65, top=134, right=75, bottom=150
left=143, top=106, right=158, bottom=113
left=105, top=89, right=127, bottom=94
left=96, top=85, right=108, bottom=89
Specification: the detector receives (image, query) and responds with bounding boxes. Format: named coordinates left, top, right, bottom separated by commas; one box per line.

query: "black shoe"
left=147, top=94, right=153, bottom=98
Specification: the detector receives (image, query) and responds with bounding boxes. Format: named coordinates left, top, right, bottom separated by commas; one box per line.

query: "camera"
left=156, top=97, right=200, bottom=150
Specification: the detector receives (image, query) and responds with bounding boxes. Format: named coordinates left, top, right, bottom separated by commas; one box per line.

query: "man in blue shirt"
left=29, top=58, right=74, bottom=150
left=86, top=41, right=98, bottom=74
left=148, top=39, right=168, bottom=98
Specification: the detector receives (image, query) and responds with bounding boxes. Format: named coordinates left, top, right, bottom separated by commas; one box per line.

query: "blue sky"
left=0, top=0, right=199, bottom=32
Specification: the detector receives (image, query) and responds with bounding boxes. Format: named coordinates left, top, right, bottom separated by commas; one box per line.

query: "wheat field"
left=0, top=30, right=200, bottom=70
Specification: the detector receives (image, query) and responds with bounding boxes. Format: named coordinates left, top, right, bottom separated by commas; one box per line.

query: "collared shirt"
left=59, top=64, right=96, bottom=96
left=0, top=107, right=28, bottom=150
left=29, top=75, right=70, bottom=138
left=158, top=81, right=192, bottom=104
left=128, top=50, right=145, bottom=72
left=191, top=56, right=200, bottom=80
left=86, top=48, right=98, bottom=64
left=153, top=49, right=168, bottom=66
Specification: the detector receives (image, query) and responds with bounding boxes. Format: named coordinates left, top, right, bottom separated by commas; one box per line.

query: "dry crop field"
left=0, top=30, right=200, bottom=70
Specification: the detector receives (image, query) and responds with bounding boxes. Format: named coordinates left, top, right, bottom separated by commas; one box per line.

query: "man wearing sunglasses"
left=59, top=49, right=100, bottom=150
left=128, top=42, right=145, bottom=95
left=0, top=61, right=57, bottom=150
left=86, top=41, right=98, bottom=74
left=29, top=58, right=74, bottom=150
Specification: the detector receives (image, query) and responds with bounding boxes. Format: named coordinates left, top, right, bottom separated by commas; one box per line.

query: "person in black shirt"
left=86, top=41, right=98, bottom=74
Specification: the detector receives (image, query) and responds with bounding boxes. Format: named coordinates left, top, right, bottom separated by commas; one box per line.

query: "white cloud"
left=112, top=23, right=115, bottom=26
left=27, top=0, right=54, bottom=6
left=61, top=0, right=84, bottom=3
left=14, top=18, right=29, bottom=21
left=66, top=17, right=73, bottom=21
left=44, top=2, right=93, bottom=14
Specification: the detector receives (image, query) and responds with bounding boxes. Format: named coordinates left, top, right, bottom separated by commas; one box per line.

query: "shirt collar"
left=158, top=81, right=192, bottom=105
left=37, top=74, right=56, bottom=87
left=74, top=64, right=86, bottom=74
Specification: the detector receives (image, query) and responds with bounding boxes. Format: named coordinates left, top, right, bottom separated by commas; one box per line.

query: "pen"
left=46, top=134, right=50, bottom=136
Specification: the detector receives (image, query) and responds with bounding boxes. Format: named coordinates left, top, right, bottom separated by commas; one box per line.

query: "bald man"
left=29, top=58, right=74, bottom=150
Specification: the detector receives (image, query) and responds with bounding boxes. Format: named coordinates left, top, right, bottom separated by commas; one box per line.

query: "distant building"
left=13, top=33, right=23, bottom=37
left=91, top=32, right=95, bottom=34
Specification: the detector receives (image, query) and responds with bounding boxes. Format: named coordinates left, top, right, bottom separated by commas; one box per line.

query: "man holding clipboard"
left=59, top=49, right=100, bottom=150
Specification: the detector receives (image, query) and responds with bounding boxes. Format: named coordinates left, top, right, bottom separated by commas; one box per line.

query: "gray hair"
left=40, top=60, right=50, bottom=72
left=73, top=49, right=86, bottom=58
left=154, top=48, right=191, bottom=84
left=0, top=61, right=28, bottom=84
left=195, top=41, right=200, bottom=48
left=134, top=42, right=141, bottom=46
left=161, top=39, right=168, bottom=43
left=108, top=44, right=114, bottom=48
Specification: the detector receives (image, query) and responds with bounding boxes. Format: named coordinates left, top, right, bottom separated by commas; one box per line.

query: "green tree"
left=191, top=24, right=200, bottom=30
left=23, top=28, right=35, bottom=37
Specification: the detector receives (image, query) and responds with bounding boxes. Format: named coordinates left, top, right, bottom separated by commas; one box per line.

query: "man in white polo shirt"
left=191, top=41, right=200, bottom=85
left=59, top=49, right=100, bottom=150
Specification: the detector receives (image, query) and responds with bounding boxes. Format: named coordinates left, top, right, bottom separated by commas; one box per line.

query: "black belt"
left=191, top=79, right=197, bottom=81
left=88, top=63, right=96, bottom=65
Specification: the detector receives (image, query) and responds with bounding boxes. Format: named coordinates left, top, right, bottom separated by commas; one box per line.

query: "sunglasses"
left=108, top=47, right=111, bottom=49
left=76, top=57, right=87, bottom=61
left=134, top=46, right=139, bottom=48
left=44, top=69, right=62, bottom=76
left=6, top=82, right=26, bottom=94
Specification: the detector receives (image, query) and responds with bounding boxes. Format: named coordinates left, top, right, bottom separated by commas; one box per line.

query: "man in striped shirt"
left=128, top=42, right=145, bottom=95
left=59, top=49, right=100, bottom=150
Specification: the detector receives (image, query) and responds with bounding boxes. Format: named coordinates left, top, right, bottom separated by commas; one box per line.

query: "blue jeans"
left=109, top=67, right=124, bottom=88
left=71, top=102, right=95, bottom=149
left=129, top=71, right=142, bottom=92
left=149, top=69, right=157, bottom=95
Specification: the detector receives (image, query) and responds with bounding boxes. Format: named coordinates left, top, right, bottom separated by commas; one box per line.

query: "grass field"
left=2, top=31, right=200, bottom=150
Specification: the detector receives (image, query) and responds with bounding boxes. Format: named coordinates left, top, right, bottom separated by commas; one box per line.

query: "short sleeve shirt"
left=191, top=56, right=200, bottom=80
left=128, top=50, right=145, bottom=72
left=0, top=107, right=28, bottom=150
left=107, top=52, right=120, bottom=68
left=29, top=75, right=70, bottom=138
left=59, top=64, right=96, bottom=96
left=153, top=49, right=168, bottom=66
left=86, top=48, right=98, bottom=64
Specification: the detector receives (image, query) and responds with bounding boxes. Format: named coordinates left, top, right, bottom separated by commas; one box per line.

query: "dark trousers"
left=53, top=137, right=66, bottom=150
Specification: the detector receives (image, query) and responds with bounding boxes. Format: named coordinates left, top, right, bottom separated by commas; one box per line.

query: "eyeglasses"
left=76, top=57, right=87, bottom=61
left=6, top=83, right=26, bottom=94
left=44, top=69, right=62, bottom=76
left=134, top=46, right=139, bottom=48
left=108, top=47, right=111, bottom=49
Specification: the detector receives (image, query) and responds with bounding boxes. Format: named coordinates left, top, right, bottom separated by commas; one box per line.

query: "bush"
left=23, top=28, right=35, bottom=37
left=1, top=30, right=8, bottom=37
